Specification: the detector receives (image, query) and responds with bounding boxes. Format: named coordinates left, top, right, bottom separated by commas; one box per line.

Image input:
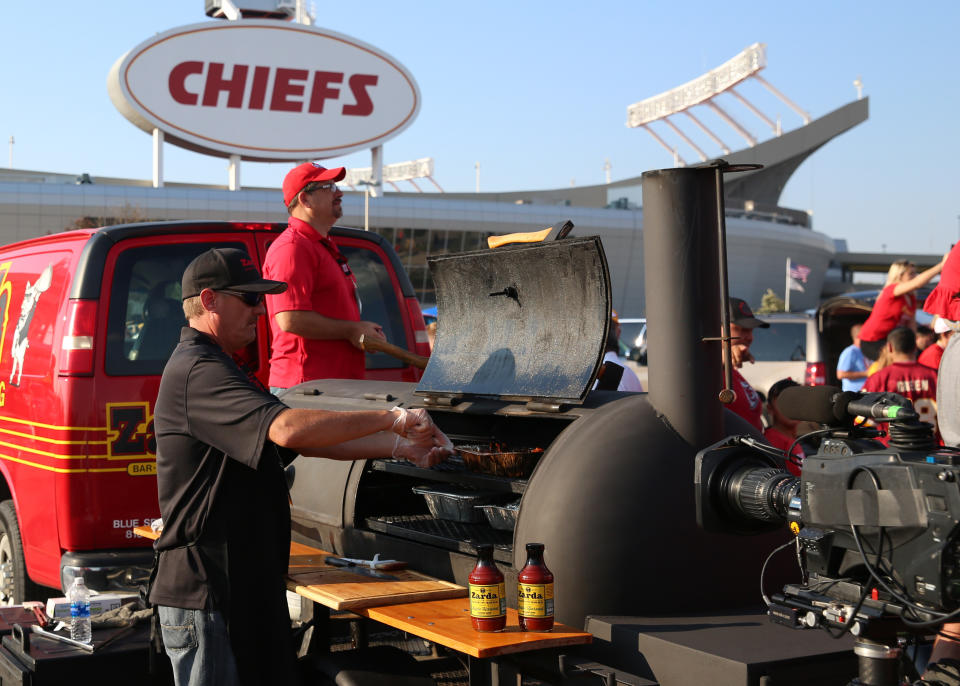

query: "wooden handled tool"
left=486, top=219, right=574, bottom=249
left=359, top=335, right=429, bottom=369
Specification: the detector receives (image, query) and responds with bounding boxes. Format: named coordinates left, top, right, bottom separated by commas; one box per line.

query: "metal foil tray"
left=365, top=514, right=512, bottom=562
left=369, top=458, right=527, bottom=494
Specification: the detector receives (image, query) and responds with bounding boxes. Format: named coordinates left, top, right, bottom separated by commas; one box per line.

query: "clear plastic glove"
left=391, top=408, right=436, bottom=444
left=392, top=415, right=454, bottom=468
left=393, top=436, right=452, bottom=468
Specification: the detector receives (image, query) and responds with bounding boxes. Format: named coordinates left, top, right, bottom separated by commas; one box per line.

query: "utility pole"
left=8, top=136, right=13, bottom=168
left=603, top=159, right=611, bottom=184
left=474, top=162, right=480, bottom=193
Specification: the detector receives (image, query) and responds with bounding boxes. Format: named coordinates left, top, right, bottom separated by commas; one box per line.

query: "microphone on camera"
left=777, top=386, right=918, bottom=425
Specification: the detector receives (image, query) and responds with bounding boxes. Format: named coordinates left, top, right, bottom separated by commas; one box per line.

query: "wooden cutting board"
left=286, top=567, right=466, bottom=610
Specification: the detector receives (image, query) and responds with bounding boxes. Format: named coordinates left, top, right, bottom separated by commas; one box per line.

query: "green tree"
left=756, top=288, right=785, bottom=314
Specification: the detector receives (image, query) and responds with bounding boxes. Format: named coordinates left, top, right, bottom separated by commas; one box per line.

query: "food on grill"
left=456, top=442, right=543, bottom=478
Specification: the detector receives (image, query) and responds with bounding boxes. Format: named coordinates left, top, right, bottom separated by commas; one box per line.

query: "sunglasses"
left=309, top=182, right=339, bottom=193
left=218, top=290, right=264, bottom=306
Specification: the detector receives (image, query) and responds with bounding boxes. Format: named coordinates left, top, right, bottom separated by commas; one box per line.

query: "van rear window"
left=750, top=322, right=807, bottom=362
left=105, top=242, right=246, bottom=376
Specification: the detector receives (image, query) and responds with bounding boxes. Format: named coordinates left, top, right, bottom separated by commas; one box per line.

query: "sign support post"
left=152, top=129, right=164, bottom=189
left=228, top=155, right=241, bottom=191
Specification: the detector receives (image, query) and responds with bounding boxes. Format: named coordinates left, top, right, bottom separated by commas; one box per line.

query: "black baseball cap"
left=728, top=297, right=770, bottom=329
left=181, top=248, right=287, bottom=300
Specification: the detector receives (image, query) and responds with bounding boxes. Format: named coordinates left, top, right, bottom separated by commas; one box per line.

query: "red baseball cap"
left=282, top=162, right=346, bottom=206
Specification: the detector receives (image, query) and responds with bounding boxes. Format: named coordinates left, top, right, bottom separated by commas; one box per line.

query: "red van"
left=0, top=221, right=428, bottom=603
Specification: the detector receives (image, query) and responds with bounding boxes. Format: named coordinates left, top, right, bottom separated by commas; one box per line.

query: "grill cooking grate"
left=366, top=514, right=513, bottom=562
left=370, top=457, right=527, bottom=494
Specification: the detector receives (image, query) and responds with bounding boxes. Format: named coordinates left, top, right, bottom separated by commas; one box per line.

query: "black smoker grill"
left=283, top=167, right=856, bottom=684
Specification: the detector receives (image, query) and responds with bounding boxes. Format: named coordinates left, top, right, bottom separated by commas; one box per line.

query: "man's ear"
left=199, top=288, right=218, bottom=312
left=296, top=189, right=312, bottom=210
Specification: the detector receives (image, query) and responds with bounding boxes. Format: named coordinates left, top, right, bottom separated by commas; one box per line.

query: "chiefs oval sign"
left=107, top=21, right=421, bottom=161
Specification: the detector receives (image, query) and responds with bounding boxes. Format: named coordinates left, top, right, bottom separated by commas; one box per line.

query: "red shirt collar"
left=288, top=216, right=330, bottom=241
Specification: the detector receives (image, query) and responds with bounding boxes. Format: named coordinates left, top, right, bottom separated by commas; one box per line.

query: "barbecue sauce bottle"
left=469, top=544, right=506, bottom=632
left=517, top=543, right=554, bottom=631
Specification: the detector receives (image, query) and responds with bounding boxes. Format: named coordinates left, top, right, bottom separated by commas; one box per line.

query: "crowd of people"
left=724, top=252, right=960, bottom=474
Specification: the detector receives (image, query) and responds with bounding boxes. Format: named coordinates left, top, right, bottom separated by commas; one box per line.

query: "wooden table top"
left=133, top=525, right=159, bottom=540
left=357, top=597, right=591, bottom=659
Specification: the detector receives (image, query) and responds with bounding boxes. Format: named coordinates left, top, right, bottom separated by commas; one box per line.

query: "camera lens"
left=725, top=466, right=800, bottom=523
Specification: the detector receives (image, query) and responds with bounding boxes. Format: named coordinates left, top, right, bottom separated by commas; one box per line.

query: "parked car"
left=739, top=312, right=824, bottom=397
left=0, top=221, right=428, bottom=604
left=741, top=286, right=936, bottom=396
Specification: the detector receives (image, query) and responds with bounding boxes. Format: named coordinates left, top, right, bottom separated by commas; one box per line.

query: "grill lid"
left=416, top=236, right=611, bottom=404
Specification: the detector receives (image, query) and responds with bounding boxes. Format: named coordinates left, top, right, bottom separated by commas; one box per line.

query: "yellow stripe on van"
left=0, top=432, right=145, bottom=461
left=0, top=452, right=131, bottom=474
left=0, top=452, right=88, bottom=473
left=0, top=427, right=106, bottom=446
left=0, top=415, right=106, bottom=433
left=0, top=439, right=86, bottom=460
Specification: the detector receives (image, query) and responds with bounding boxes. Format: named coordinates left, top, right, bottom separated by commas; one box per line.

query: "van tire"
left=0, top=500, right=45, bottom=605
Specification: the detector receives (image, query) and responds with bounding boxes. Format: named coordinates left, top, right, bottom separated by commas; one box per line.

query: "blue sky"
left=2, top=1, right=957, bottom=254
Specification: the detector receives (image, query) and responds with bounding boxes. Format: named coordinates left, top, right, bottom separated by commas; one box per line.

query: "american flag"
left=789, top=263, right=811, bottom=283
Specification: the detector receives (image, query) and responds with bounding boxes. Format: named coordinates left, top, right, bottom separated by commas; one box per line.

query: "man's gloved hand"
left=392, top=408, right=436, bottom=443
left=391, top=407, right=453, bottom=467
left=916, top=659, right=960, bottom=686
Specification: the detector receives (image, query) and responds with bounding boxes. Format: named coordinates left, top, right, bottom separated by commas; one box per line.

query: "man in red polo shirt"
left=264, top=163, right=388, bottom=390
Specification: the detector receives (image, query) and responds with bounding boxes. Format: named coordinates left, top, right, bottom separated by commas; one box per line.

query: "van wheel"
left=0, top=500, right=45, bottom=605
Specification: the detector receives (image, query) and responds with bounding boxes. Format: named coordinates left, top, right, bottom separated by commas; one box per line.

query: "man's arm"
left=836, top=369, right=870, bottom=380
left=274, top=310, right=385, bottom=349
left=267, top=407, right=451, bottom=468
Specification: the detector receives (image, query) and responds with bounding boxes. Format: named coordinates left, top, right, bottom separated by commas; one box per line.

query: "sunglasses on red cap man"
left=282, top=162, right=347, bottom=207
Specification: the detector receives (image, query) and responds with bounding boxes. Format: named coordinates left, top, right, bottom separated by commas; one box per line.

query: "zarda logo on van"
left=107, top=402, right=156, bottom=459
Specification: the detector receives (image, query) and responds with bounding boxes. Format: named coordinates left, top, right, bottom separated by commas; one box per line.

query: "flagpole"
left=785, top=257, right=791, bottom=312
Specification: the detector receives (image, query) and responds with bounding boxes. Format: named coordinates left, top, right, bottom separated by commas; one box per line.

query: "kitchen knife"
left=324, top=557, right=396, bottom=579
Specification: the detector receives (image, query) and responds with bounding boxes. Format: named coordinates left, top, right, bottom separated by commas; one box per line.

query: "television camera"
left=696, top=385, right=960, bottom=685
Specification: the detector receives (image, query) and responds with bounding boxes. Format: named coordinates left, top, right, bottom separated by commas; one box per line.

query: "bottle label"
left=518, top=582, right=554, bottom=618
left=469, top=582, right=506, bottom=618
left=70, top=601, right=90, bottom=619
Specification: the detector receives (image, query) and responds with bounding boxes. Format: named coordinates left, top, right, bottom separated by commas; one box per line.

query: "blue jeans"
left=158, top=606, right=240, bottom=686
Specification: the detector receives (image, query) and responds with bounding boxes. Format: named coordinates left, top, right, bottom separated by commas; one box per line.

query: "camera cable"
left=760, top=536, right=802, bottom=608
left=845, top=466, right=960, bottom=627
left=786, top=427, right=837, bottom=471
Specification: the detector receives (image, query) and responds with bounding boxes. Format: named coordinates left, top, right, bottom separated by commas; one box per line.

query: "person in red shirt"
left=724, top=297, right=769, bottom=432
left=918, top=316, right=956, bottom=371
left=924, top=241, right=960, bottom=322
left=763, top=378, right=804, bottom=476
left=263, top=163, right=388, bottom=390
left=859, top=257, right=944, bottom=360
left=862, top=327, right=938, bottom=430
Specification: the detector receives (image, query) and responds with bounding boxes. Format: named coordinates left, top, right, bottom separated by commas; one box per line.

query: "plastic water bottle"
left=67, top=576, right=91, bottom=643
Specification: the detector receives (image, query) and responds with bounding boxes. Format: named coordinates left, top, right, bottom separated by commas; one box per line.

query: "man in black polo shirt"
left=149, top=248, right=451, bottom=686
